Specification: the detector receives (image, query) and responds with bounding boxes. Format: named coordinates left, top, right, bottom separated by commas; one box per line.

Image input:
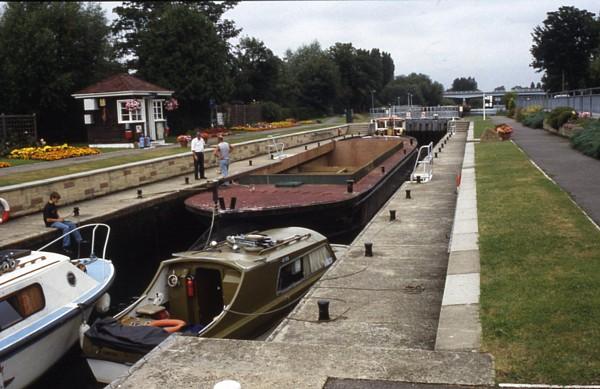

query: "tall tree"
left=112, top=1, right=239, bottom=70
left=0, top=1, right=118, bottom=141
left=231, top=37, right=282, bottom=103
left=133, top=4, right=232, bottom=129
left=449, top=77, right=478, bottom=91
left=380, top=73, right=444, bottom=106
left=531, top=6, right=600, bottom=91
left=285, top=41, right=340, bottom=116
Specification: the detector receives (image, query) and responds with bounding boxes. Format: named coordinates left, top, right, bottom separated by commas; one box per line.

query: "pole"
left=370, top=90, right=375, bottom=117
left=483, top=93, right=486, bottom=120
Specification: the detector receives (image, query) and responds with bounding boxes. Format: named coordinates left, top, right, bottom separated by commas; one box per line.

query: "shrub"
left=571, top=120, right=600, bottom=159
left=260, top=101, right=284, bottom=122
left=522, top=111, right=547, bottom=129
left=547, top=107, right=577, bottom=129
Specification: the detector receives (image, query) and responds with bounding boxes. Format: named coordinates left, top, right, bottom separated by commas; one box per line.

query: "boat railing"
left=410, top=142, right=434, bottom=183
left=267, top=135, right=286, bottom=160
left=38, top=223, right=111, bottom=260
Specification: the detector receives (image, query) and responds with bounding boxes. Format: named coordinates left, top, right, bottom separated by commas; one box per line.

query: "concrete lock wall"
left=1, top=124, right=357, bottom=218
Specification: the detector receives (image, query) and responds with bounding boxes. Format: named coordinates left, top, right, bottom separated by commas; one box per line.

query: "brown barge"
left=184, top=136, right=418, bottom=239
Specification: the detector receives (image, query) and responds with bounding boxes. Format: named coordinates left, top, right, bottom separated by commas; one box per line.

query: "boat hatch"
left=195, top=268, right=224, bottom=325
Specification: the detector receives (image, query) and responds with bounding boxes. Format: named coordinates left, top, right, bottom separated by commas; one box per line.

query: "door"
left=195, top=268, right=224, bottom=325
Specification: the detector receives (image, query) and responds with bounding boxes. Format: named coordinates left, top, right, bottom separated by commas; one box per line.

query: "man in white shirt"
left=191, top=130, right=207, bottom=180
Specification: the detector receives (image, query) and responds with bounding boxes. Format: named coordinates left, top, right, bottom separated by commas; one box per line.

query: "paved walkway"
left=492, top=117, right=600, bottom=226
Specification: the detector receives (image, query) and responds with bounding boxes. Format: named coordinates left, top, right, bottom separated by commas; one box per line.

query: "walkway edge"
left=435, top=121, right=482, bottom=351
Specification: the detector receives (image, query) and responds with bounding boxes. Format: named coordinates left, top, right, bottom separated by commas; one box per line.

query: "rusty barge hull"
left=185, top=137, right=418, bottom=239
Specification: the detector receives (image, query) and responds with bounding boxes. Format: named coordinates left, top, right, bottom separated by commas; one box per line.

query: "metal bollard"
left=364, top=242, right=373, bottom=257
left=434, top=152, right=438, bottom=158
left=381, top=166, right=385, bottom=174
left=389, top=210, right=396, bottom=221
left=185, top=177, right=189, bottom=184
left=211, top=184, right=219, bottom=204
left=249, top=160, right=253, bottom=166
left=218, top=197, right=226, bottom=210
left=305, top=145, right=308, bottom=150
left=406, top=189, right=411, bottom=199
left=346, top=179, right=354, bottom=193
left=136, top=189, right=143, bottom=199
left=416, top=175, right=422, bottom=184
left=229, top=197, right=237, bottom=210
left=73, top=207, right=80, bottom=217
left=318, top=300, right=330, bottom=321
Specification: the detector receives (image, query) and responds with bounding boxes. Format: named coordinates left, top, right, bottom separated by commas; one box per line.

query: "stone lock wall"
left=0, top=125, right=353, bottom=218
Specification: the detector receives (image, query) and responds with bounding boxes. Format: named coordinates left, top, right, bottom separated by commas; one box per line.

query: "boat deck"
left=185, top=138, right=417, bottom=214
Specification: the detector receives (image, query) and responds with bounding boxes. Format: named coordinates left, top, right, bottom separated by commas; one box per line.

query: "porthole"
left=67, top=271, right=76, bottom=286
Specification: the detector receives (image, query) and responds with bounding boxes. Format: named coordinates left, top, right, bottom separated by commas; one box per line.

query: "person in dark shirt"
left=43, top=192, right=83, bottom=254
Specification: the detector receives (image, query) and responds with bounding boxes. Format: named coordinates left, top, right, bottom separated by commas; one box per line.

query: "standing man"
left=191, top=130, right=207, bottom=180
left=43, top=192, right=83, bottom=255
left=214, top=135, right=233, bottom=183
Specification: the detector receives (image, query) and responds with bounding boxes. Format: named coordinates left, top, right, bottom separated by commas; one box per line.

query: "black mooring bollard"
left=249, top=160, right=253, bottom=166
left=404, top=149, right=407, bottom=155
left=389, top=210, right=396, bottom=221
left=211, top=184, right=219, bottom=204
left=270, top=154, right=274, bottom=159
left=229, top=197, right=237, bottom=210
left=305, top=145, right=308, bottom=150
left=218, top=197, right=226, bottom=210
left=346, top=179, right=354, bottom=193
left=364, top=242, right=373, bottom=257
left=318, top=300, right=330, bottom=321
left=185, top=177, right=189, bottom=184
left=417, top=175, right=422, bottom=184
left=136, top=189, right=142, bottom=199
left=435, top=152, right=438, bottom=158
left=73, top=207, right=80, bottom=217
left=318, top=142, right=321, bottom=147
left=410, top=139, right=413, bottom=145
left=381, top=166, right=385, bottom=174
left=406, top=189, right=412, bottom=199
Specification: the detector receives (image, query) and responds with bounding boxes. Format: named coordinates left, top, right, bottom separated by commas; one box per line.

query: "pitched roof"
left=73, top=73, right=172, bottom=95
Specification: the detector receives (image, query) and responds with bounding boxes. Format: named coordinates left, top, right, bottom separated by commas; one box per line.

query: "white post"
left=483, top=93, right=486, bottom=120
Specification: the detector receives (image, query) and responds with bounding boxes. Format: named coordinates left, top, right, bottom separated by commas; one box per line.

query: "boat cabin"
left=372, top=115, right=405, bottom=136
left=72, top=74, right=174, bottom=148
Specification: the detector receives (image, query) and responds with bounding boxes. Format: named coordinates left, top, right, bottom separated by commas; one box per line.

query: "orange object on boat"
left=148, top=319, right=186, bottom=333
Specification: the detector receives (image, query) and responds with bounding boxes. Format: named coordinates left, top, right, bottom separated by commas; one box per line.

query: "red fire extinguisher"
left=186, top=276, right=195, bottom=298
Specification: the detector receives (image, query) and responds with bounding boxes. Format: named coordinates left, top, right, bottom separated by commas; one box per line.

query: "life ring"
left=0, top=198, right=9, bottom=224
left=148, top=319, right=186, bottom=333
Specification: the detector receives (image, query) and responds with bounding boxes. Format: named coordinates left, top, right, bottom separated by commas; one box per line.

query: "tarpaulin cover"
left=85, top=317, right=170, bottom=353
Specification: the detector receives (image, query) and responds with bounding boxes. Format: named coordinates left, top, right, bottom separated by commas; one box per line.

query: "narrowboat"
left=0, top=224, right=115, bottom=389
left=184, top=135, right=418, bottom=239
left=81, top=226, right=344, bottom=384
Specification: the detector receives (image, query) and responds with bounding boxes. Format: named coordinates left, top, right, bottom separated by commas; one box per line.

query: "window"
left=117, top=99, right=146, bottom=124
left=277, top=259, right=304, bottom=292
left=153, top=100, right=165, bottom=121
left=0, top=284, right=45, bottom=330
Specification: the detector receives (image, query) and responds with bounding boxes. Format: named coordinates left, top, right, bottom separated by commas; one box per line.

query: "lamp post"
left=370, top=90, right=375, bottom=118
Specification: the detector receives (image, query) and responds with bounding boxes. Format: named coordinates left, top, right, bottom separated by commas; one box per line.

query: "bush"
left=521, top=111, right=547, bottom=129
left=547, top=107, right=577, bottom=129
left=260, top=101, right=284, bottom=122
left=571, top=120, right=600, bottom=159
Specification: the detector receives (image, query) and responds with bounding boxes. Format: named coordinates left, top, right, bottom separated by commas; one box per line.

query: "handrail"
left=411, top=141, right=434, bottom=183
left=38, top=223, right=111, bottom=259
left=267, top=135, right=286, bottom=159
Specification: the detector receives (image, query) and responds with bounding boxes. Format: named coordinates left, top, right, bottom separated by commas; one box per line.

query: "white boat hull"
left=1, top=306, right=92, bottom=389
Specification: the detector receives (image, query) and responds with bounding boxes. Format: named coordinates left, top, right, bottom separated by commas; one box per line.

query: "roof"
left=72, top=73, right=174, bottom=98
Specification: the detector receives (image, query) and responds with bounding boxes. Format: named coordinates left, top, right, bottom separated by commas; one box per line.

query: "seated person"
left=43, top=191, right=83, bottom=255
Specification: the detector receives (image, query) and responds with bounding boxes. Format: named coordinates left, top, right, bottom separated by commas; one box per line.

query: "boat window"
left=0, top=284, right=45, bottom=330
left=305, top=246, right=334, bottom=275
left=277, top=259, right=304, bottom=292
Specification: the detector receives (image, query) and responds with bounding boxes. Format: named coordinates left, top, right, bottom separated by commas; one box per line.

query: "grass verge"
left=476, top=140, right=600, bottom=383
left=467, top=115, right=494, bottom=138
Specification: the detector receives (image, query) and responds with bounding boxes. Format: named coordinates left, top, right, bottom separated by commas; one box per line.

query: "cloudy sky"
left=102, top=1, right=599, bottom=91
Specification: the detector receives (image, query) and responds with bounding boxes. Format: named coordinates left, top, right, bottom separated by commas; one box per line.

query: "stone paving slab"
left=112, top=336, right=495, bottom=389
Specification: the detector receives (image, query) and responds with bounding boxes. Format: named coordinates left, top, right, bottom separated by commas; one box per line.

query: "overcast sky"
left=101, top=1, right=599, bottom=91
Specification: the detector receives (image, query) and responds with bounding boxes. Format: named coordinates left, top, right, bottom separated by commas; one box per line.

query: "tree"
left=530, top=81, right=536, bottom=89
left=232, top=37, right=282, bottom=103
left=0, top=2, right=118, bottom=141
left=134, top=4, right=232, bottom=129
left=285, top=41, right=340, bottom=116
left=494, top=86, right=506, bottom=92
left=112, top=1, right=239, bottom=70
left=380, top=73, right=443, bottom=106
left=531, top=6, right=600, bottom=91
left=536, top=82, right=542, bottom=89
left=449, top=77, right=478, bottom=91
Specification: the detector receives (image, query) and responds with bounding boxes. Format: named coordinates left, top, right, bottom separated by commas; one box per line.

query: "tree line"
left=0, top=1, right=448, bottom=141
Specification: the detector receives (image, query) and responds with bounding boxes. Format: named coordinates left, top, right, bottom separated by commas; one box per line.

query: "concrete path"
left=492, top=116, right=600, bottom=226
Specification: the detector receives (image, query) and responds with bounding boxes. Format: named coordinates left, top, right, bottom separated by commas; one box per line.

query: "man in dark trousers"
left=43, top=192, right=83, bottom=255
left=191, top=130, right=207, bottom=180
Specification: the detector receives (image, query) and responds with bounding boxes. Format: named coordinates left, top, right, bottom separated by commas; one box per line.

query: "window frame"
left=117, top=99, right=146, bottom=124
left=152, top=99, right=165, bottom=121
left=0, top=283, right=46, bottom=331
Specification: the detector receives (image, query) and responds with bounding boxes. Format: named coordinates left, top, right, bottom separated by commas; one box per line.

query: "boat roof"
left=0, top=250, right=68, bottom=289
left=171, top=226, right=328, bottom=271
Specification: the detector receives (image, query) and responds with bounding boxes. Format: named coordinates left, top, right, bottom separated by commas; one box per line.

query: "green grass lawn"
left=476, top=141, right=600, bottom=383
left=467, top=115, right=494, bottom=138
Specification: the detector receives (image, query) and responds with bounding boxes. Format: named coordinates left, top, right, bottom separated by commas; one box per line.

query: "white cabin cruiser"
left=0, top=224, right=115, bottom=389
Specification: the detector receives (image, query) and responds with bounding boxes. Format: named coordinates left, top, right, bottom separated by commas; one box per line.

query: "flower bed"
left=231, top=119, right=307, bottom=132
left=0, top=162, right=11, bottom=168
left=8, top=144, right=100, bottom=161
